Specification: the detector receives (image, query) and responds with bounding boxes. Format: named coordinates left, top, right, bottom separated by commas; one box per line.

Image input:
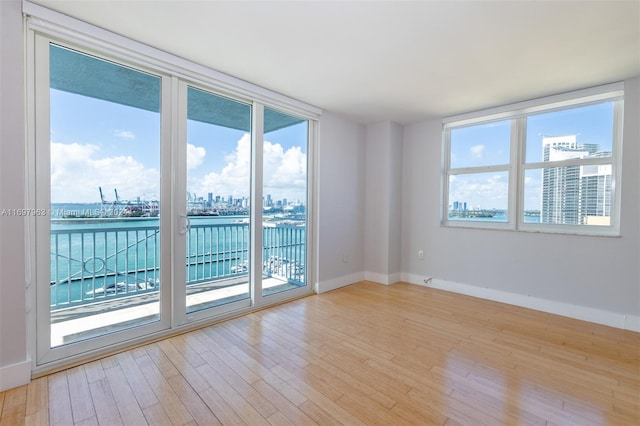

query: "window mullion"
left=513, top=117, right=526, bottom=229
left=448, top=164, right=511, bottom=175
left=441, top=128, right=451, bottom=224
left=251, top=103, right=264, bottom=306
left=609, top=97, right=625, bottom=235
left=524, top=157, right=613, bottom=170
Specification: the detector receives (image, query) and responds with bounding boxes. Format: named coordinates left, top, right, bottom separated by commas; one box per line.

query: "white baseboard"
left=622, top=315, right=640, bottom=332
left=0, top=358, right=31, bottom=392
left=364, top=271, right=401, bottom=285
left=316, top=271, right=402, bottom=293
left=389, top=272, right=402, bottom=285
left=402, top=274, right=640, bottom=332
left=316, top=272, right=365, bottom=294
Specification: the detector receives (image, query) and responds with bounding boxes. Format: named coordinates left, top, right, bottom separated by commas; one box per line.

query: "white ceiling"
left=30, top=0, right=640, bottom=123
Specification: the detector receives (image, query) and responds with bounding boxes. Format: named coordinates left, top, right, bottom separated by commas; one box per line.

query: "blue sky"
left=50, top=89, right=308, bottom=204
left=449, top=101, right=614, bottom=210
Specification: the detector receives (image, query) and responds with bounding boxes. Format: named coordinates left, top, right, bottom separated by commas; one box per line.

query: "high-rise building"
left=580, top=164, right=612, bottom=225
left=540, top=135, right=611, bottom=225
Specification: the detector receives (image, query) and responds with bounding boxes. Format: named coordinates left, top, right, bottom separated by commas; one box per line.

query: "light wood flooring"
left=1, top=281, right=639, bottom=425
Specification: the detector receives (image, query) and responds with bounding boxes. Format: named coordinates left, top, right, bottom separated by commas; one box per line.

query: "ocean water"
left=449, top=211, right=541, bottom=223
left=49, top=205, right=306, bottom=308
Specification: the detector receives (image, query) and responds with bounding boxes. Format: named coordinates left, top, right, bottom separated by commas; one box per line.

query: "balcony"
left=49, top=218, right=306, bottom=346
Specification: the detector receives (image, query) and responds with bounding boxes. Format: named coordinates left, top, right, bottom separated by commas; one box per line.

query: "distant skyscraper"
left=580, top=164, right=612, bottom=225
left=540, top=135, right=611, bottom=225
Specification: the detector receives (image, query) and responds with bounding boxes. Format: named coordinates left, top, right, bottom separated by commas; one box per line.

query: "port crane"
left=98, top=187, right=122, bottom=217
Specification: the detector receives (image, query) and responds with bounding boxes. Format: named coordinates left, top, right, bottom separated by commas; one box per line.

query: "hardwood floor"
left=1, top=281, right=639, bottom=425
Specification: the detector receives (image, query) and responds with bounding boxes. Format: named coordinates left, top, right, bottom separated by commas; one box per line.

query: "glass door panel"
left=48, top=44, right=162, bottom=347
left=185, top=86, right=251, bottom=313
left=262, top=108, right=308, bottom=297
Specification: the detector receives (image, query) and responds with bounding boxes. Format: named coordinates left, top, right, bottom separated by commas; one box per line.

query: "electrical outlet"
left=342, top=254, right=349, bottom=263
left=418, top=250, right=424, bottom=260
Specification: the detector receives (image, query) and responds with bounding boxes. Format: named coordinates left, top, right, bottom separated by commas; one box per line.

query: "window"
left=443, top=84, right=623, bottom=235
left=446, top=119, right=512, bottom=224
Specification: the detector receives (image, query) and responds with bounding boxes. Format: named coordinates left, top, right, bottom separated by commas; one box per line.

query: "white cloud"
left=450, top=172, right=544, bottom=211
left=51, top=142, right=159, bottom=203
left=187, top=143, right=206, bottom=170
left=51, top=134, right=306, bottom=204
left=114, top=130, right=135, bottom=140
left=523, top=174, right=542, bottom=210
left=470, top=144, right=485, bottom=159
left=264, top=141, right=306, bottom=197
left=449, top=173, right=508, bottom=209
left=190, top=133, right=306, bottom=202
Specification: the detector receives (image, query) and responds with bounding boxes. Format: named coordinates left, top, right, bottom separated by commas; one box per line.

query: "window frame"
left=442, top=83, right=624, bottom=236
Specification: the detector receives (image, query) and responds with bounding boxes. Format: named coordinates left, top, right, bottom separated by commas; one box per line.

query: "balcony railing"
left=50, top=221, right=305, bottom=310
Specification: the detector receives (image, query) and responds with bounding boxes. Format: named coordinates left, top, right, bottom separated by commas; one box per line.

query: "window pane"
left=49, top=44, right=161, bottom=346
left=262, top=108, right=308, bottom=297
left=525, top=102, right=614, bottom=163
left=448, top=172, right=509, bottom=222
left=450, top=120, right=511, bottom=168
left=185, top=87, right=251, bottom=313
left=524, top=165, right=612, bottom=226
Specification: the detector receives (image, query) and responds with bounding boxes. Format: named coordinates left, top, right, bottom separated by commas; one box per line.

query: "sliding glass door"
left=31, top=32, right=315, bottom=367
left=35, top=39, right=172, bottom=363
left=262, top=108, right=309, bottom=297
left=177, top=89, right=312, bottom=322
left=182, top=86, right=252, bottom=319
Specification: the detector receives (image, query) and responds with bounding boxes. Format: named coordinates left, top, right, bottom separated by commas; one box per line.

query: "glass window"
left=445, top=119, right=511, bottom=223
left=521, top=101, right=616, bottom=228
left=450, top=120, right=511, bottom=168
left=448, top=172, right=509, bottom=222
left=523, top=165, right=613, bottom=226
left=443, top=87, right=623, bottom=234
left=525, top=102, right=614, bottom=163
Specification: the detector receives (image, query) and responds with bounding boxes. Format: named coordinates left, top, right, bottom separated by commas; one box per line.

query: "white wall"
left=401, top=77, right=640, bottom=330
left=388, top=123, right=403, bottom=281
left=0, top=0, right=30, bottom=391
left=364, top=121, right=403, bottom=284
left=316, top=112, right=366, bottom=292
